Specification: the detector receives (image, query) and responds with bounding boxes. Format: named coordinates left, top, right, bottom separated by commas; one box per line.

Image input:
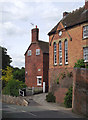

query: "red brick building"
left=48, top=1, right=88, bottom=103
left=25, top=26, right=49, bottom=93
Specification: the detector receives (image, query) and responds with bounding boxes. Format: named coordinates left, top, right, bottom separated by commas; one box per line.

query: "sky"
left=0, top=0, right=84, bottom=68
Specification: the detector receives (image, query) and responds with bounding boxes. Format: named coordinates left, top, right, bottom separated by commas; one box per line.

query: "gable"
left=24, top=41, right=49, bottom=56
left=48, top=6, right=88, bottom=36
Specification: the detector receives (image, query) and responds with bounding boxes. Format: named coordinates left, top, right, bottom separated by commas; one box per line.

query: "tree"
left=2, top=66, right=13, bottom=88
left=0, top=46, right=12, bottom=69
left=2, top=78, right=27, bottom=97
left=13, top=67, right=25, bottom=82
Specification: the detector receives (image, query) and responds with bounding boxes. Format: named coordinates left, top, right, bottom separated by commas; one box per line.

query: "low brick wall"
left=2, top=95, right=28, bottom=106
left=72, top=68, right=88, bottom=117
left=49, top=68, right=73, bottom=103
left=54, top=88, right=68, bottom=103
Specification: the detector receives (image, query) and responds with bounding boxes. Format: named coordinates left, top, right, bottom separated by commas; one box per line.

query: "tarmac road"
left=1, top=99, right=84, bottom=119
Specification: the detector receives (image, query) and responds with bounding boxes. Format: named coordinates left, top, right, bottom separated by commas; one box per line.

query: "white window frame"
left=37, top=76, right=42, bottom=86
left=36, top=49, right=40, bottom=55
left=83, top=25, right=88, bottom=39
left=54, top=42, right=57, bottom=65
left=27, top=50, right=32, bottom=56
left=59, top=41, right=62, bottom=65
left=83, top=47, right=88, bottom=62
left=65, top=40, right=68, bottom=64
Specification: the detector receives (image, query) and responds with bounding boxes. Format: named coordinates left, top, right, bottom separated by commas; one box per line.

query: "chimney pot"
left=63, top=12, right=69, bottom=17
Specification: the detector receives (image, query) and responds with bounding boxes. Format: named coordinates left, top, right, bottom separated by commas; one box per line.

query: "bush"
left=74, top=59, right=87, bottom=68
left=2, top=78, right=27, bottom=97
left=46, top=92, right=56, bottom=103
left=13, top=67, right=25, bottom=82
left=64, top=86, right=73, bottom=108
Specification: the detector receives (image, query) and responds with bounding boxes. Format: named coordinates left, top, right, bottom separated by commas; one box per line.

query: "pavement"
left=24, top=93, right=83, bottom=118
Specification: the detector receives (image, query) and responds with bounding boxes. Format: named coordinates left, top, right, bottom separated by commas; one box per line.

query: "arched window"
left=54, top=42, right=57, bottom=65
left=65, top=40, right=68, bottom=64
left=59, top=41, right=62, bottom=65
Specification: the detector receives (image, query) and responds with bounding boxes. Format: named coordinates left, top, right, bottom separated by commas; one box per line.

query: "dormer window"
left=83, top=25, right=88, bottom=39
left=28, top=50, right=32, bottom=56
left=36, top=49, right=40, bottom=55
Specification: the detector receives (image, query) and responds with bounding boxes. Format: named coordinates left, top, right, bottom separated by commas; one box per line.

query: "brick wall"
left=72, top=68, right=88, bottom=116
left=25, top=43, right=43, bottom=87
left=43, top=53, right=49, bottom=92
left=49, top=67, right=73, bottom=103
left=25, top=43, right=49, bottom=92
left=49, top=22, right=88, bottom=104
left=49, top=23, right=88, bottom=70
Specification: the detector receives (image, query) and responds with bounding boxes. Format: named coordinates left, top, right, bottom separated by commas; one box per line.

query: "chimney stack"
left=63, top=12, right=69, bottom=17
left=31, top=26, right=39, bottom=43
left=85, top=0, right=88, bottom=10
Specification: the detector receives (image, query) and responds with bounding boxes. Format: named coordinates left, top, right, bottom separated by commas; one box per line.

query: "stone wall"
left=72, top=68, right=88, bottom=117
left=2, top=95, right=28, bottom=106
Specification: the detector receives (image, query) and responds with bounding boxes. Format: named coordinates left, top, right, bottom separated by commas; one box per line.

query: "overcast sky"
left=0, top=0, right=84, bottom=68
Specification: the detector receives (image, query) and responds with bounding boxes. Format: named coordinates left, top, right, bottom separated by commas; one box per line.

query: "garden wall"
left=49, top=68, right=73, bottom=103
left=72, top=68, right=88, bottom=116
left=2, top=95, right=28, bottom=106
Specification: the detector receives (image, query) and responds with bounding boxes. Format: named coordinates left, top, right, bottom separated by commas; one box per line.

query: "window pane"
left=83, top=47, right=88, bottom=62
left=28, top=50, right=32, bottom=56
left=59, top=41, right=62, bottom=65
left=54, top=43, right=57, bottom=64
left=83, top=25, right=88, bottom=38
left=37, top=77, right=42, bottom=85
left=36, top=49, right=40, bottom=55
left=65, top=40, right=68, bottom=64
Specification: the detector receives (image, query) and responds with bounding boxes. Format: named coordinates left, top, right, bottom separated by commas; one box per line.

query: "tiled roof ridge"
left=48, top=5, right=88, bottom=35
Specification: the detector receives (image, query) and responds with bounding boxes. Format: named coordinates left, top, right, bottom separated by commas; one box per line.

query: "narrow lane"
left=2, top=101, right=84, bottom=119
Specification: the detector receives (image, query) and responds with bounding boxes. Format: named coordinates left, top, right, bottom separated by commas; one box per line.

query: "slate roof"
left=38, top=40, right=49, bottom=54
left=48, top=6, right=88, bottom=35
left=24, top=40, right=49, bottom=55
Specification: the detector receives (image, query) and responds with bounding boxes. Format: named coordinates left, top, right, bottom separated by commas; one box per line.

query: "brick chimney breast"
left=31, top=27, right=39, bottom=43
left=85, top=0, right=88, bottom=10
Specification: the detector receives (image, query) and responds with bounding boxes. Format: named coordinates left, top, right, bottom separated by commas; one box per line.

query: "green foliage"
left=64, top=86, right=73, bottom=108
left=61, top=72, right=66, bottom=79
left=2, top=66, right=13, bottom=88
left=2, top=78, right=27, bottom=97
left=46, top=92, right=56, bottom=103
left=2, top=66, right=13, bottom=82
left=67, top=71, right=73, bottom=78
left=13, top=67, right=25, bottom=82
left=2, top=66, right=25, bottom=88
left=0, top=46, right=12, bottom=69
left=56, top=77, right=59, bottom=84
left=74, top=59, right=85, bottom=68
